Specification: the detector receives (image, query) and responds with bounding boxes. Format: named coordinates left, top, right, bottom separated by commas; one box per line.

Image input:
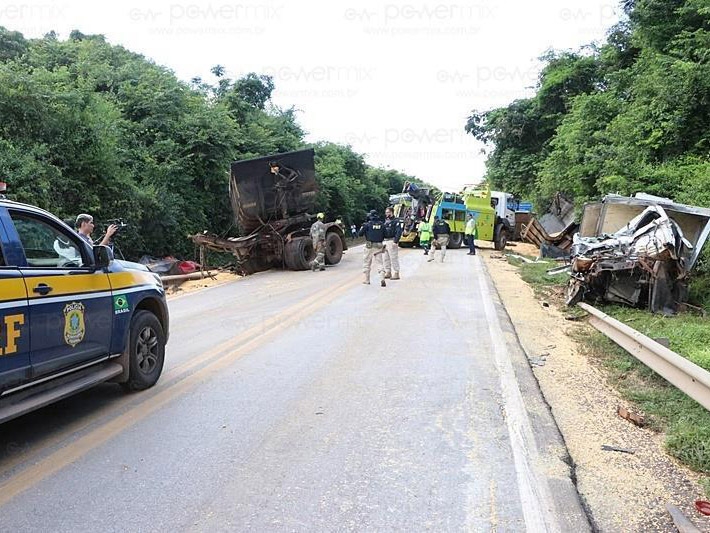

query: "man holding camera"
left=75, top=214, right=118, bottom=247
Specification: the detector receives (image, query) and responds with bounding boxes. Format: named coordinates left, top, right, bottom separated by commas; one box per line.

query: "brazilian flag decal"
left=113, top=294, right=130, bottom=315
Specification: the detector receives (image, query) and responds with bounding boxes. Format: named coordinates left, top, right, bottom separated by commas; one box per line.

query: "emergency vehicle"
left=0, top=197, right=169, bottom=424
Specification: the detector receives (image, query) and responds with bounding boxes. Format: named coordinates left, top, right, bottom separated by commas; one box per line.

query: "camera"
left=106, top=218, right=128, bottom=232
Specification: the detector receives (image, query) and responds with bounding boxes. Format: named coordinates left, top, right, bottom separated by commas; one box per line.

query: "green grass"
left=505, top=256, right=568, bottom=288
left=508, top=259, right=710, bottom=496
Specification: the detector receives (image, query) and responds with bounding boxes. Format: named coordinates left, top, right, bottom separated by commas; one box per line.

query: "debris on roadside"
left=522, top=192, right=578, bottom=256
left=654, top=337, right=671, bottom=349
left=666, top=503, right=703, bottom=532
left=618, top=405, right=645, bottom=427
left=601, top=444, right=635, bottom=454
left=505, top=253, right=538, bottom=264
left=140, top=255, right=199, bottom=275
left=546, top=265, right=571, bottom=276
left=565, top=193, right=710, bottom=314
left=695, top=500, right=710, bottom=516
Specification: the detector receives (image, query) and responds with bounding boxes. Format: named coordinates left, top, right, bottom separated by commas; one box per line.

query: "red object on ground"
left=695, top=500, right=710, bottom=516
left=175, top=260, right=199, bottom=274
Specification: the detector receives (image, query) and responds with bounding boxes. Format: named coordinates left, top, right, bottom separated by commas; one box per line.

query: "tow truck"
left=391, top=182, right=515, bottom=250
left=0, top=193, right=169, bottom=424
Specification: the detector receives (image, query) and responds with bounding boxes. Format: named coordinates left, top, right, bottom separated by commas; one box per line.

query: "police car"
left=0, top=198, right=169, bottom=424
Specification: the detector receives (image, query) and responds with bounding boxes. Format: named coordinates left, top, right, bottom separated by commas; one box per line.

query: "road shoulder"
left=481, top=248, right=709, bottom=532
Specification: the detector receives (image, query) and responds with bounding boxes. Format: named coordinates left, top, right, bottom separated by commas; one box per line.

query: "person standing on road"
left=76, top=214, right=118, bottom=247
left=428, top=215, right=451, bottom=263
left=465, top=213, right=477, bottom=255
left=418, top=217, right=432, bottom=255
left=350, top=224, right=357, bottom=239
left=309, top=212, right=327, bottom=272
left=382, top=207, right=402, bottom=280
left=359, top=209, right=387, bottom=287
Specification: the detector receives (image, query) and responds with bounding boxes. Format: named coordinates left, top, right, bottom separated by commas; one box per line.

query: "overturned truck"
left=190, top=148, right=347, bottom=274
left=566, top=194, right=710, bottom=314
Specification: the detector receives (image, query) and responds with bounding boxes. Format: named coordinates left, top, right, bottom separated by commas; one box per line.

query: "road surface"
left=0, top=245, right=589, bottom=532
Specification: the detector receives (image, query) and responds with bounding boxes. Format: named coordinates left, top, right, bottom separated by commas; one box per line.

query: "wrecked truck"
left=566, top=194, right=710, bottom=314
left=190, top=148, right=347, bottom=274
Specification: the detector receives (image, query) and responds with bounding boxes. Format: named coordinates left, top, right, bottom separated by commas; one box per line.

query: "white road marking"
left=474, top=257, right=562, bottom=533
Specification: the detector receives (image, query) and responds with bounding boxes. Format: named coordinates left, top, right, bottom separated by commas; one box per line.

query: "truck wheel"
left=324, top=232, right=344, bottom=265
left=284, top=237, right=315, bottom=270
left=494, top=225, right=509, bottom=251
left=122, top=310, right=165, bottom=391
left=447, top=232, right=463, bottom=249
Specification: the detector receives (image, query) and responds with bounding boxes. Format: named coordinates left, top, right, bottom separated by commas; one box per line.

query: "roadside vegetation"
left=468, top=0, right=710, bottom=278
left=0, top=29, right=418, bottom=260
left=506, top=254, right=710, bottom=495
left=477, top=0, right=710, bottom=495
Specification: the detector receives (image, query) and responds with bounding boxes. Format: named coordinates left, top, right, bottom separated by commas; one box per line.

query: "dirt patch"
left=481, top=248, right=710, bottom=533
left=502, top=241, right=541, bottom=257
left=165, top=271, right=241, bottom=299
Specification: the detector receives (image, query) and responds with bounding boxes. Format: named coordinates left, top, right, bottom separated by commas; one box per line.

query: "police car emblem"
left=63, top=302, right=86, bottom=347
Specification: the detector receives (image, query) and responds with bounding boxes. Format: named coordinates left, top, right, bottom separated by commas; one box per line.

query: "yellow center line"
left=0, top=274, right=361, bottom=507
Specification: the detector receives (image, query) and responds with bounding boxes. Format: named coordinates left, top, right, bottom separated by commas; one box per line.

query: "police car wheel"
left=123, top=310, right=165, bottom=391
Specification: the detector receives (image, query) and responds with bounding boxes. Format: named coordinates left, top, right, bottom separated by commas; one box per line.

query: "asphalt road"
left=0, top=245, right=589, bottom=532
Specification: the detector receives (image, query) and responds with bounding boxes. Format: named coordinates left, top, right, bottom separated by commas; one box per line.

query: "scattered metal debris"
left=505, top=253, right=537, bottom=264
left=654, top=337, right=671, bottom=349
left=666, top=503, right=702, bottom=533
left=601, top=444, right=635, bottom=454
left=546, top=265, right=571, bottom=276
left=522, top=193, right=578, bottom=255
left=566, top=194, right=710, bottom=314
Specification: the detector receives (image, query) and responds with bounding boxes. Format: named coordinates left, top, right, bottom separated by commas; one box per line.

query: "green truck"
left=391, top=183, right=515, bottom=250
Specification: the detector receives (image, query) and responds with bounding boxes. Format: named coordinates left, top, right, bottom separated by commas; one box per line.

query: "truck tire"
left=284, top=237, right=315, bottom=270
left=122, top=310, right=166, bottom=391
left=447, top=232, right=463, bottom=249
left=324, top=232, right=344, bottom=265
left=494, top=224, right=509, bottom=251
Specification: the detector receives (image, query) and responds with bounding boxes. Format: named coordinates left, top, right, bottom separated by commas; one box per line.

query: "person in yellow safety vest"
left=465, top=213, right=477, bottom=255
left=418, top=217, right=432, bottom=255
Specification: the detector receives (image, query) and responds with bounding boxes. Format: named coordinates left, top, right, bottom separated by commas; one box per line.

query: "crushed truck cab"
left=0, top=199, right=169, bottom=424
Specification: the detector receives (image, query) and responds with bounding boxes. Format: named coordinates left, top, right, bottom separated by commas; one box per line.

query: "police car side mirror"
left=93, top=245, right=114, bottom=269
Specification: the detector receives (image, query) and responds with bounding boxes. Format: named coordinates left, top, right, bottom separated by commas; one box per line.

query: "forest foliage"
left=466, top=0, right=709, bottom=213
left=0, top=29, right=414, bottom=259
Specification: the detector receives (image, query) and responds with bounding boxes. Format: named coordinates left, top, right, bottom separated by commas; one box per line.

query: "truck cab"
left=0, top=199, right=169, bottom=424
left=464, top=188, right=515, bottom=250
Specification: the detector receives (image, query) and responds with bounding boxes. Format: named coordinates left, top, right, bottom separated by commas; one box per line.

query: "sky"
left=2, top=0, right=622, bottom=192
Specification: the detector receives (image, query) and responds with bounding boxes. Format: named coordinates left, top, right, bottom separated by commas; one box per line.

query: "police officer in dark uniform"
left=359, top=209, right=387, bottom=286
left=382, top=207, right=402, bottom=280
left=428, top=215, right=451, bottom=262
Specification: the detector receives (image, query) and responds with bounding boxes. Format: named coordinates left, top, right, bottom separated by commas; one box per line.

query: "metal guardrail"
left=579, top=302, right=710, bottom=412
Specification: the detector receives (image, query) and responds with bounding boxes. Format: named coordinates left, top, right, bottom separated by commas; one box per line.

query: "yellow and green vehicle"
left=391, top=183, right=515, bottom=250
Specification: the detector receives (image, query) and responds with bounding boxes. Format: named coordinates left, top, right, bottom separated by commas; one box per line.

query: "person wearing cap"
left=75, top=214, right=118, bottom=247
left=359, top=209, right=387, bottom=286
left=428, top=215, right=451, bottom=263
left=382, top=206, right=402, bottom=280
left=309, top=212, right=327, bottom=272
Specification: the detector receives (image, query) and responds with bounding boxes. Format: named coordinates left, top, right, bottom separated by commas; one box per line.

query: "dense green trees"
left=0, top=29, right=414, bottom=259
left=466, top=0, right=710, bottom=214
